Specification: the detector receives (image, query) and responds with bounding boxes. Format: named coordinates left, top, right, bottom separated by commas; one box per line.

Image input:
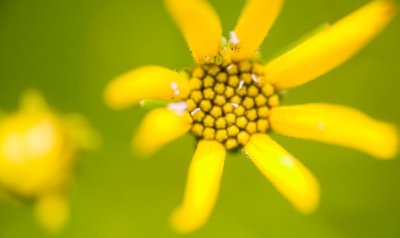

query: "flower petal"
left=165, top=0, right=222, bottom=63
left=265, top=0, right=397, bottom=89
left=244, top=134, right=319, bottom=213
left=34, top=194, right=70, bottom=233
left=133, top=108, right=191, bottom=156
left=270, top=104, right=398, bottom=159
left=232, top=0, right=284, bottom=61
left=104, top=66, right=190, bottom=109
left=170, top=140, right=225, bottom=234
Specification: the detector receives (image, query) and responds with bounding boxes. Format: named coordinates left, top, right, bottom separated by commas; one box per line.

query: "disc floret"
left=186, top=58, right=280, bottom=150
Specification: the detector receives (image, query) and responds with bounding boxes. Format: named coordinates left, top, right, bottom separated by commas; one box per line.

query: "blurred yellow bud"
left=0, top=90, right=99, bottom=232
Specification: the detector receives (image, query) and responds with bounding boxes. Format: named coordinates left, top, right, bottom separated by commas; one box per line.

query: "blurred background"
left=0, top=0, right=399, bottom=237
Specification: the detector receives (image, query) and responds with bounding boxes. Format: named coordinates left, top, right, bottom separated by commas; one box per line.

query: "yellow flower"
left=0, top=91, right=99, bottom=233
left=104, top=0, right=398, bottom=234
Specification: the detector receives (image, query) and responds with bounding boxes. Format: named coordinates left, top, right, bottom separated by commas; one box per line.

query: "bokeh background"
left=1, top=0, right=399, bottom=237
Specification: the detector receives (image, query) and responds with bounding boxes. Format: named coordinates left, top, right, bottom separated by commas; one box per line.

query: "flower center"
left=185, top=59, right=279, bottom=150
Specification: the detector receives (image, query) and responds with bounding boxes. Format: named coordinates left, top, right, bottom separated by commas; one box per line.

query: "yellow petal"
left=244, top=134, right=319, bottom=213
left=165, top=0, right=222, bottom=63
left=265, top=0, right=397, bottom=89
left=133, top=107, right=191, bottom=156
left=270, top=104, right=398, bottom=159
left=104, top=66, right=190, bottom=109
left=34, top=194, right=70, bottom=233
left=170, top=140, right=225, bottom=234
left=232, top=0, right=284, bottom=61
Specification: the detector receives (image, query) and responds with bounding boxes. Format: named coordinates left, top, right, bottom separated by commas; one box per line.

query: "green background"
left=1, top=0, right=399, bottom=237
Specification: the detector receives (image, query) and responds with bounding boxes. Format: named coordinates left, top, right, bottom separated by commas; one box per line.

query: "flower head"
left=104, top=0, right=398, bottom=234
left=0, top=90, right=99, bottom=232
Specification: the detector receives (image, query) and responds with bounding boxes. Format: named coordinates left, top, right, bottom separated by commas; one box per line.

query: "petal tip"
left=103, top=80, right=126, bottom=110
left=246, top=134, right=321, bottom=215
left=375, top=123, right=399, bottom=160
left=294, top=183, right=320, bottom=214
left=131, top=138, right=155, bottom=159
left=374, top=0, right=398, bottom=24
left=169, top=207, right=198, bottom=234
left=381, top=0, right=397, bottom=12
